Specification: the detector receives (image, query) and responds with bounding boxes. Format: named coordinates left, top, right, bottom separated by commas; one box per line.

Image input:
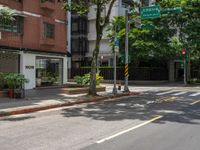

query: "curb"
left=0, top=92, right=139, bottom=118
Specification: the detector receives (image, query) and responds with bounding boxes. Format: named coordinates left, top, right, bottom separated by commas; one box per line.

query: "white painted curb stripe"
left=189, top=92, right=200, bottom=97
left=96, top=115, right=163, bottom=144
left=156, top=91, right=174, bottom=96
left=190, top=100, right=200, bottom=105
left=172, top=92, right=187, bottom=96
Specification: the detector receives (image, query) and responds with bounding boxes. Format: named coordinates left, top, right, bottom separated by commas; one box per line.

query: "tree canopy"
left=107, top=0, right=200, bottom=67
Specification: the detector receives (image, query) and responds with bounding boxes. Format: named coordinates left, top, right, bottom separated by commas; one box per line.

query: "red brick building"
left=0, top=0, right=69, bottom=89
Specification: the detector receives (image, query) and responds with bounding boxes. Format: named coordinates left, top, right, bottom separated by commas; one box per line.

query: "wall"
left=20, top=52, right=36, bottom=89
left=20, top=52, right=68, bottom=89
left=0, top=0, right=67, bottom=54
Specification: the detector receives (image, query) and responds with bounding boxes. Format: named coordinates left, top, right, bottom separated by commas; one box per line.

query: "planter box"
left=61, top=86, right=106, bottom=95
left=0, top=90, right=8, bottom=98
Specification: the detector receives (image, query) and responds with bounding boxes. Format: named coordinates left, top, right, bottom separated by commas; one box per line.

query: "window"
left=0, top=17, right=23, bottom=33
left=36, top=57, right=63, bottom=87
left=43, top=23, right=55, bottom=39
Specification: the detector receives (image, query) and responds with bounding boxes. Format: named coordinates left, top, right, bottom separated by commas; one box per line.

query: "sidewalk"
left=0, top=86, right=136, bottom=117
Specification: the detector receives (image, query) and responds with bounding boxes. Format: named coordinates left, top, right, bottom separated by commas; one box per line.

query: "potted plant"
left=4, top=73, right=16, bottom=98
left=4, top=73, right=29, bottom=98
left=14, top=74, right=29, bottom=98
left=0, top=73, right=7, bottom=97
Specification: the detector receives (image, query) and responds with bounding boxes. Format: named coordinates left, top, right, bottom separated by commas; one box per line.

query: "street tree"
left=108, top=0, right=200, bottom=69
left=64, top=0, right=118, bottom=95
left=107, top=14, right=175, bottom=67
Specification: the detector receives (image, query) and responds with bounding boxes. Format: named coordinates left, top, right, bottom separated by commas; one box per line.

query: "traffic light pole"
left=184, top=48, right=188, bottom=85
left=184, top=58, right=187, bottom=85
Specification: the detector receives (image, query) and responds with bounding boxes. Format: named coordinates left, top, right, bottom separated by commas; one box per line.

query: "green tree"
left=108, top=0, right=200, bottom=69
left=107, top=13, right=175, bottom=67
left=64, top=0, right=118, bottom=95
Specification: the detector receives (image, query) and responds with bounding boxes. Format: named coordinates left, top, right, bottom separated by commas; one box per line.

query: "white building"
left=86, top=0, right=155, bottom=66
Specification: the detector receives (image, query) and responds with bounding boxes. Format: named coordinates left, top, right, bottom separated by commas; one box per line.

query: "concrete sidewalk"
left=0, top=86, right=137, bottom=117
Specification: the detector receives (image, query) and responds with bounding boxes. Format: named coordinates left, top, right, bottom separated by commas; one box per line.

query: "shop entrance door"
left=36, top=57, right=63, bottom=87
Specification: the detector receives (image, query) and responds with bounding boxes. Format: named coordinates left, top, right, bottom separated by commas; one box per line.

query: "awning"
left=13, top=11, right=26, bottom=17
left=0, top=5, right=26, bottom=17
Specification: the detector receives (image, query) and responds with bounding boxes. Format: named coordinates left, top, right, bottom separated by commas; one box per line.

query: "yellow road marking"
left=190, top=100, right=200, bottom=105
left=156, top=96, right=177, bottom=103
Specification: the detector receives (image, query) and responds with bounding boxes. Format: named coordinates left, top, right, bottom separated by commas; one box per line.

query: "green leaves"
left=0, top=5, right=15, bottom=21
left=74, top=72, right=103, bottom=86
left=63, top=0, right=89, bottom=16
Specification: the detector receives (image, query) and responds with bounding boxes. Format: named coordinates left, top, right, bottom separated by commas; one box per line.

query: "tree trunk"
left=88, top=36, right=101, bottom=96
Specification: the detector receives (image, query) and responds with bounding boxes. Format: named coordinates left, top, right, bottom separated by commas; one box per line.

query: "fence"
left=191, top=70, right=200, bottom=79
left=69, top=67, right=169, bottom=81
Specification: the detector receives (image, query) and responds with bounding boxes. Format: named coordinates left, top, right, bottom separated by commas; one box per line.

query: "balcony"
left=0, top=31, right=23, bottom=48
left=40, top=0, right=55, bottom=11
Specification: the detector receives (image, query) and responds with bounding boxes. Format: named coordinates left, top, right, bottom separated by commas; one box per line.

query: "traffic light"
left=182, top=48, right=186, bottom=55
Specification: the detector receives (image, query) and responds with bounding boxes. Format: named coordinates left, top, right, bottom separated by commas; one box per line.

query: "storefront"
left=0, top=48, right=68, bottom=90
left=20, top=51, right=68, bottom=89
left=35, top=57, right=63, bottom=87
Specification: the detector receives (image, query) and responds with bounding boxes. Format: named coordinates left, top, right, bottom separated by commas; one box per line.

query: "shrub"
left=0, top=73, right=6, bottom=90
left=3, top=73, right=29, bottom=89
left=74, top=72, right=103, bottom=86
left=187, top=78, right=200, bottom=84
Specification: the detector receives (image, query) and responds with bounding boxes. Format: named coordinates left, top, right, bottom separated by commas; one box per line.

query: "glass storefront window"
left=36, top=57, right=63, bottom=87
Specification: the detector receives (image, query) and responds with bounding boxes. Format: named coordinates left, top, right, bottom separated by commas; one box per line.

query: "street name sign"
left=140, top=5, right=161, bottom=20
left=161, top=7, right=182, bottom=14
left=141, top=23, right=155, bottom=29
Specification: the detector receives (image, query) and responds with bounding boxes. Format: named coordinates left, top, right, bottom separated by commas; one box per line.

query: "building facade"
left=69, top=0, right=154, bottom=68
left=0, top=0, right=69, bottom=89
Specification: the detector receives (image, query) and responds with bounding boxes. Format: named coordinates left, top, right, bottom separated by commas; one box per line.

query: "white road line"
left=189, top=92, right=200, bottom=97
left=156, top=91, right=174, bottom=96
left=96, top=115, right=163, bottom=144
left=190, top=100, right=200, bottom=105
left=171, top=92, right=187, bottom=96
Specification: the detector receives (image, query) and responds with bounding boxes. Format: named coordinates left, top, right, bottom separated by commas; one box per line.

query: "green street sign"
left=140, top=5, right=161, bottom=20
left=141, top=23, right=155, bottom=29
left=120, top=54, right=131, bottom=64
left=161, top=7, right=182, bottom=14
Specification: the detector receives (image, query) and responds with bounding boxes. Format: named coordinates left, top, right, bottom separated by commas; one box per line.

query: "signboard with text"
left=140, top=5, right=161, bottom=19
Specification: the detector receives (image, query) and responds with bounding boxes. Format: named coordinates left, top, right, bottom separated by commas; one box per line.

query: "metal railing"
left=69, top=67, right=169, bottom=81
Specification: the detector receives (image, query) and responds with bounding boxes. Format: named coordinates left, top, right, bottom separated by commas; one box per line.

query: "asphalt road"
left=0, top=87, right=199, bottom=150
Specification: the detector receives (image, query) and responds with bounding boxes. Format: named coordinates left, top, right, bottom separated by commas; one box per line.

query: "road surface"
left=0, top=87, right=199, bottom=150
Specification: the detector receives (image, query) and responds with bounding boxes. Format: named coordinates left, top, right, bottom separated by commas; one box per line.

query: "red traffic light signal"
left=182, top=48, right=186, bottom=55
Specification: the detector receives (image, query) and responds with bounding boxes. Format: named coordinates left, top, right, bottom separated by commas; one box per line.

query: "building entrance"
left=0, top=52, right=19, bottom=73
left=36, top=57, right=63, bottom=87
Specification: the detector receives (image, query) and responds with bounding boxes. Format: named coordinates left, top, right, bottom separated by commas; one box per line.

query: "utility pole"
left=112, top=0, right=121, bottom=94
left=182, top=48, right=187, bottom=85
left=67, top=0, right=72, bottom=79
left=124, top=9, right=130, bottom=92
left=112, top=38, right=118, bottom=94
